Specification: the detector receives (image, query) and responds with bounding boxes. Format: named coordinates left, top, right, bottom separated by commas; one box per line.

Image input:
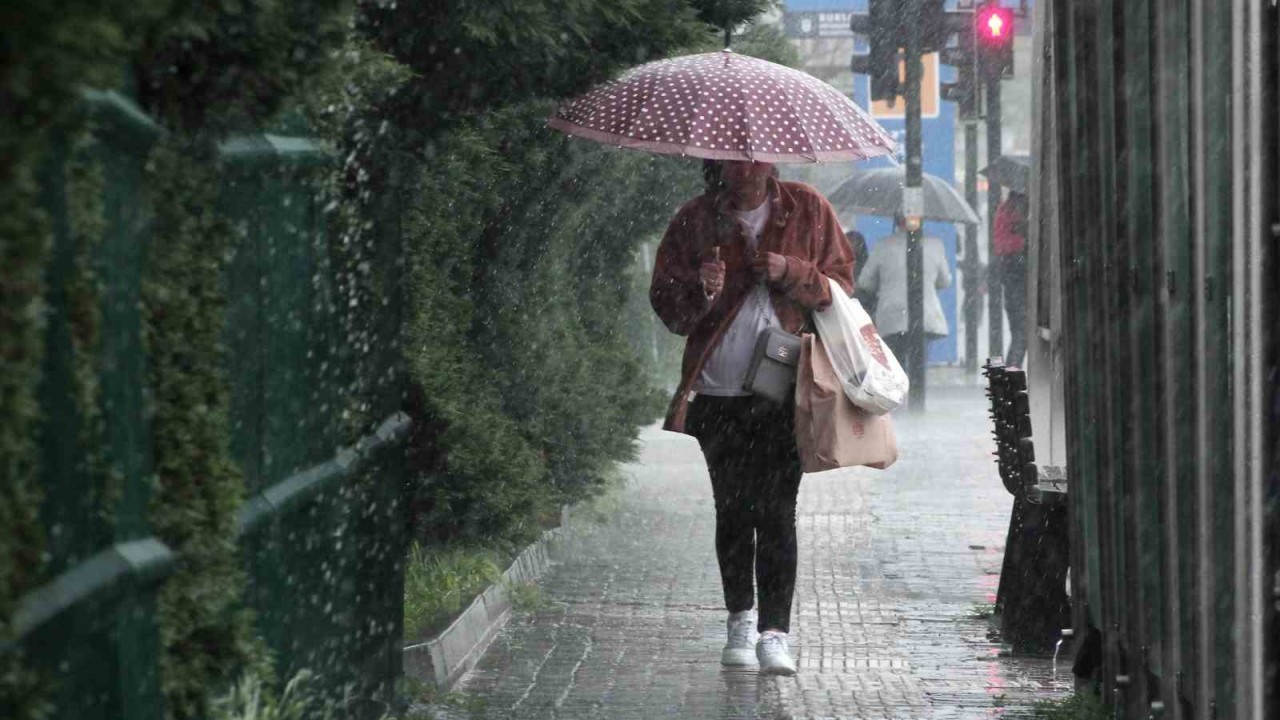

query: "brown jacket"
left=650, top=178, right=855, bottom=433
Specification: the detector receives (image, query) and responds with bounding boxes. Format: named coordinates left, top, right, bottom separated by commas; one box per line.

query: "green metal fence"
left=1039, top=1, right=1276, bottom=718
left=8, top=90, right=409, bottom=719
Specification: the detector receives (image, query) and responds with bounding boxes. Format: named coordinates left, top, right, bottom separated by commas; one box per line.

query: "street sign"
left=870, top=53, right=941, bottom=119
left=782, top=11, right=856, bottom=38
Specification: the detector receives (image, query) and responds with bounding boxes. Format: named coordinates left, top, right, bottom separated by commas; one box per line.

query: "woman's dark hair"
left=703, top=159, right=725, bottom=194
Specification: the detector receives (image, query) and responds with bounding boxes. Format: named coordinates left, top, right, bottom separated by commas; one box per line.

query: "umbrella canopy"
left=827, top=167, right=980, bottom=224
left=979, top=154, right=1031, bottom=193
left=548, top=49, right=896, bottom=163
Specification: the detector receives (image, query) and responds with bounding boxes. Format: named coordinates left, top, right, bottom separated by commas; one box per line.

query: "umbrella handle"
left=714, top=246, right=721, bottom=263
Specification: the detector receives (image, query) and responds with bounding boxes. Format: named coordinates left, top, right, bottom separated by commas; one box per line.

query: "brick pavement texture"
left=426, top=387, right=1070, bottom=719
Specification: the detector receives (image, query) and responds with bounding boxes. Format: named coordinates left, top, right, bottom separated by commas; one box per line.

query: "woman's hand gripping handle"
left=700, top=246, right=726, bottom=301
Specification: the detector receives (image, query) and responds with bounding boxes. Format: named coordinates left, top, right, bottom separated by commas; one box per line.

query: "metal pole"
left=963, top=120, right=981, bottom=375
left=640, top=242, right=660, bottom=365
left=904, top=12, right=926, bottom=412
left=986, top=73, right=1004, bottom=360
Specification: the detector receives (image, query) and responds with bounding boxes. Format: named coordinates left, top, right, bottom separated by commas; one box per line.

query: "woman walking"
left=649, top=160, right=853, bottom=675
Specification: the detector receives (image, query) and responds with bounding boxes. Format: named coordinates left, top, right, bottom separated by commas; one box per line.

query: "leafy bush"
left=399, top=21, right=800, bottom=548
left=402, top=544, right=503, bottom=640
left=2, top=4, right=800, bottom=720
left=144, top=139, right=267, bottom=720
left=504, top=581, right=551, bottom=614
left=212, top=670, right=333, bottom=720
left=133, top=1, right=352, bottom=133
left=359, top=0, right=708, bottom=134
left=401, top=102, right=696, bottom=545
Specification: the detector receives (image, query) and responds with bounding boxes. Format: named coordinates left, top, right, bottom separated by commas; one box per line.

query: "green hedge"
left=399, top=23, right=797, bottom=546
left=143, top=139, right=267, bottom=720
left=2, top=3, right=794, bottom=718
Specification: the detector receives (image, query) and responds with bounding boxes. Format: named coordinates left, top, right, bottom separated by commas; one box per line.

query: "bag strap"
left=757, top=280, right=817, bottom=334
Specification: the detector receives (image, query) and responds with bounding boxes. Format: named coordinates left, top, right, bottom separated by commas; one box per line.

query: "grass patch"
left=1029, top=692, right=1108, bottom=720
left=505, top=580, right=551, bottom=613
left=969, top=602, right=996, bottom=620
left=212, top=670, right=332, bottom=720
left=403, top=543, right=503, bottom=640
left=396, top=677, right=487, bottom=720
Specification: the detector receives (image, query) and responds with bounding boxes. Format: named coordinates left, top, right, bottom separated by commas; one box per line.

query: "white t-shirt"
left=694, top=198, right=781, bottom=397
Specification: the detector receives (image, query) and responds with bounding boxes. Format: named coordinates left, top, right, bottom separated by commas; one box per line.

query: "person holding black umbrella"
left=994, top=189, right=1029, bottom=367
left=844, top=228, right=878, bottom=316
left=856, top=213, right=953, bottom=369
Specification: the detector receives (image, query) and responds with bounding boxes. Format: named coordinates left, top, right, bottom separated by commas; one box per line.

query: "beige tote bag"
left=794, top=333, right=898, bottom=473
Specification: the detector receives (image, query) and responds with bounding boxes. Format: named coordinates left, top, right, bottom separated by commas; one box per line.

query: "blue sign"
left=783, top=0, right=963, bottom=363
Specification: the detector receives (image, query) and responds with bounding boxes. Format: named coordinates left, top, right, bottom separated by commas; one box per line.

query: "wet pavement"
left=427, top=386, right=1070, bottom=719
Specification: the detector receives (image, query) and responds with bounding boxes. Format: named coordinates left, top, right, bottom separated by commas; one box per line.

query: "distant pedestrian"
left=855, top=214, right=952, bottom=370
left=993, top=190, right=1029, bottom=367
left=650, top=159, right=853, bottom=676
left=845, top=229, right=877, bottom=317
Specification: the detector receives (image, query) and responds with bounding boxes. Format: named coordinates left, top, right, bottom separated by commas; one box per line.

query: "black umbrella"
left=979, top=154, right=1031, bottom=193
left=827, top=166, right=979, bottom=224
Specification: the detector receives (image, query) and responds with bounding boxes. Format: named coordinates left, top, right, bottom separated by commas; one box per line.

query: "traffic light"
left=849, top=0, right=900, bottom=101
left=935, top=8, right=979, bottom=119
left=976, top=3, right=1014, bottom=79
left=941, top=62, right=979, bottom=119
left=915, top=0, right=954, bottom=53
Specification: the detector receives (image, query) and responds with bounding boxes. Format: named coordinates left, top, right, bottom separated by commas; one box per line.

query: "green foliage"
left=968, top=602, right=996, bottom=620
left=133, top=1, right=354, bottom=133
left=0, top=0, right=178, bottom=685
left=398, top=19, right=799, bottom=548
left=297, top=35, right=415, bottom=146
left=402, top=101, right=693, bottom=545
left=402, top=544, right=502, bottom=640
left=0, top=8, right=165, bottom=719
left=0, top=156, right=52, bottom=720
left=65, top=132, right=120, bottom=525
left=723, top=21, right=799, bottom=66
left=1029, top=691, right=1108, bottom=720
left=690, top=0, right=779, bottom=36
left=212, top=670, right=333, bottom=720
left=143, top=139, right=266, bottom=720
left=3, top=4, right=810, bottom=720
left=0, top=1, right=171, bottom=179
left=358, top=0, right=708, bottom=135
left=504, top=581, right=550, bottom=614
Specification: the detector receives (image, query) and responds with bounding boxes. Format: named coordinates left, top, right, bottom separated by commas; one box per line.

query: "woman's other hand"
left=752, top=251, right=787, bottom=283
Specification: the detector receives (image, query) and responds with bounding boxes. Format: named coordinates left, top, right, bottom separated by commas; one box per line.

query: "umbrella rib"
left=768, top=77, right=819, bottom=162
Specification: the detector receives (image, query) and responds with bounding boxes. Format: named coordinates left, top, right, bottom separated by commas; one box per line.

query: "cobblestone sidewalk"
left=428, top=386, right=1070, bottom=719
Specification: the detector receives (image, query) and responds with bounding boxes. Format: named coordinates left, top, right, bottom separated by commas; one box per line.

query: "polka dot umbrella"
left=548, top=49, right=896, bottom=163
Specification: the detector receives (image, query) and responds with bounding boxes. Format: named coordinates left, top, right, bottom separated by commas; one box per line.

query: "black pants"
left=687, top=395, right=803, bottom=633
left=998, top=252, right=1028, bottom=368
left=882, top=332, right=945, bottom=377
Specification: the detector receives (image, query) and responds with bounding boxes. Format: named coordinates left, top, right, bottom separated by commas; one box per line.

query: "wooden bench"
left=984, top=359, right=1071, bottom=654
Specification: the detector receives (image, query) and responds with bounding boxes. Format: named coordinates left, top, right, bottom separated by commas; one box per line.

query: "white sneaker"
left=721, top=610, right=758, bottom=666
left=756, top=630, right=797, bottom=676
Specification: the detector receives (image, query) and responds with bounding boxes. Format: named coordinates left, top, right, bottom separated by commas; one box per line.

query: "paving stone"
left=426, top=386, right=1071, bottom=719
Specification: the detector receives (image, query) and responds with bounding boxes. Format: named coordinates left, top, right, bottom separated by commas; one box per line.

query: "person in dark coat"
left=844, top=229, right=876, bottom=316
left=993, top=190, right=1029, bottom=367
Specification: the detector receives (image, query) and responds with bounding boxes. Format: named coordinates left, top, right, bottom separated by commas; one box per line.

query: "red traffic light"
left=976, top=5, right=1014, bottom=45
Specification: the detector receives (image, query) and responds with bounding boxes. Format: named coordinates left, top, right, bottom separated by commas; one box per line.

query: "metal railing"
left=7, top=89, right=410, bottom=720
